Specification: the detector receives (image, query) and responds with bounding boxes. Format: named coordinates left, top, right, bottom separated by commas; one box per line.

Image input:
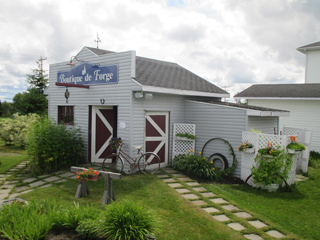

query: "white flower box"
left=176, top=136, right=193, bottom=141
left=243, top=148, right=255, bottom=154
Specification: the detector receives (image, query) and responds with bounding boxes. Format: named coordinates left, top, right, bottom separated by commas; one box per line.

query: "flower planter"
left=176, top=136, right=193, bottom=141
left=89, top=175, right=99, bottom=181
left=287, top=149, right=302, bottom=154
left=243, top=148, right=255, bottom=154
left=261, top=154, right=274, bottom=159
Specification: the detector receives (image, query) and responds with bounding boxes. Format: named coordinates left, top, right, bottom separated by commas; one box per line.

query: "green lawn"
left=203, top=161, right=320, bottom=240
left=20, top=174, right=244, bottom=240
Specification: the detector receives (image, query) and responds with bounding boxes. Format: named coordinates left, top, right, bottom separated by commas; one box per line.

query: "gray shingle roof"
left=85, top=47, right=228, bottom=95
left=234, top=84, right=320, bottom=98
left=298, top=41, right=320, bottom=49
left=204, top=101, right=289, bottom=113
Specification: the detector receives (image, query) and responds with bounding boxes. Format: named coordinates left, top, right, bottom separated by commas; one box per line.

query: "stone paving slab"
left=203, top=207, right=220, bottom=213
left=156, top=174, right=169, bottom=178
left=55, top=179, right=67, bottom=183
left=8, top=193, right=21, bottom=199
left=227, top=223, right=246, bottom=231
left=171, top=173, right=185, bottom=177
left=266, top=230, right=285, bottom=238
left=175, top=188, right=190, bottom=194
left=38, top=174, right=50, bottom=178
left=54, top=170, right=67, bottom=174
left=168, top=183, right=183, bottom=188
left=234, top=212, right=252, bottom=219
left=1, top=184, right=15, bottom=189
left=221, top=204, right=239, bottom=211
left=6, top=181, right=18, bottom=184
left=210, top=198, right=228, bottom=204
left=40, top=184, right=52, bottom=188
left=18, top=190, right=33, bottom=195
left=177, top=177, right=193, bottom=182
left=44, top=176, right=60, bottom=182
left=181, top=194, right=199, bottom=200
left=243, top=234, right=264, bottom=240
left=59, top=172, right=74, bottom=178
left=192, top=187, right=207, bottom=192
left=0, top=189, right=11, bottom=195
left=0, top=178, right=6, bottom=181
left=212, top=214, right=230, bottom=222
left=248, top=220, right=268, bottom=229
left=162, top=178, right=177, bottom=183
left=30, top=180, right=45, bottom=187
left=200, top=192, right=216, bottom=197
left=15, top=186, right=29, bottom=192
left=191, top=200, right=207, bottom=206
left=185, top=182, right=200, bottom=186
left=23, top=178, right=37, bottom=183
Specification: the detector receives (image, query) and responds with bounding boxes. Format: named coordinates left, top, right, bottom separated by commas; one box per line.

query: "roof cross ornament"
left=94, top=33, right=101, bottom=49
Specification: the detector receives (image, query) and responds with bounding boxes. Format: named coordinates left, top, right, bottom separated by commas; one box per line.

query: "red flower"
left=76, top=172, right=79, bottom=175
left=86, top=178, right=89, bottom=181
left=83, top=169, right=85, bottom=171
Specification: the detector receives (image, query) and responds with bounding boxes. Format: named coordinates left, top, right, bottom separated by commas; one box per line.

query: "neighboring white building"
left=47, top=46, right=287, bottom=177
left=234, top=41, right=320, bottom=152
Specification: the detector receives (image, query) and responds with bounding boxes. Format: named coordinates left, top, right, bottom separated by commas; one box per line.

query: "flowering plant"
left=286, top=136, right=306, bottom=151
left=238, top=142, right=253, bottom=152
left=258, top=141, right=281, bottom=156
left=110, top=137, right=122, bottom=150
left=76, top=168, right=99, bottom=181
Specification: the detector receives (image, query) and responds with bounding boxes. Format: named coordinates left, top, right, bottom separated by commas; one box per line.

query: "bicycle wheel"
left=138, top=152, right=160, bottom=174
left=102, top=154, right=124, bottom=173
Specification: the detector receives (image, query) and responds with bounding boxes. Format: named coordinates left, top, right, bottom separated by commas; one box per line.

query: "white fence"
left=241, top=131, right=303, bottom=187
left=172, top=123, right=196, bottom=160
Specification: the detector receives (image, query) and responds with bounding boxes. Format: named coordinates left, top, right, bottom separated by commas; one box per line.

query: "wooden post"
left=71, top=166, right=121, bottom=204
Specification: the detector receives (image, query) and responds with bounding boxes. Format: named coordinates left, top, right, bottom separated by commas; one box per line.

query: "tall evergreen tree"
left=26, top=57, right=48, bottom=94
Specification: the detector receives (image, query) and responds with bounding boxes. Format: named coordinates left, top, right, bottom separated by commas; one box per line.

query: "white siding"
left=184, top=101, right=247, bottom=178
left=247, top=116, right=278, bottom=134
left=248, top=99, right=320, bottom=152
left=306, top=50, right=320, bottom=84
left=47, top=48, right=140, bottom=160
left=131, top=93, right=185, bottom=165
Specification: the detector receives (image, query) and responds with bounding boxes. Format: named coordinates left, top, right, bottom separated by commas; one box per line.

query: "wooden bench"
left=70, top=166, right=121, bottom=205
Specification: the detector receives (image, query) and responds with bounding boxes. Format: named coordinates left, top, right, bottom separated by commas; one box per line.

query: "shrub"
left=0, top=113, right=40, bottom=146
left=76, top=219, right=100, bottom=239
left=26, top=117, right=84, bottom=174
left=172, top=152, right=221, bottom=181
left=99, top=200, right=156, bottom=240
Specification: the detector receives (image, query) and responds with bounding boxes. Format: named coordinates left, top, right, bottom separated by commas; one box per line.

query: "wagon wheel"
left=201, top=138, right=236, bottom=170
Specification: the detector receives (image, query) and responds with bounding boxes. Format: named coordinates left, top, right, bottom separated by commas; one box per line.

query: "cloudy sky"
left=1, top=0, right=320, bottom=102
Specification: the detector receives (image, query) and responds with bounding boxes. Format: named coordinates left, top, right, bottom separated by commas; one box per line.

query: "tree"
left=1, top=101, right=13, bottom=117
left=13, top=88, right=47, bottom=115
left=26, top=57, right=48, bottom=94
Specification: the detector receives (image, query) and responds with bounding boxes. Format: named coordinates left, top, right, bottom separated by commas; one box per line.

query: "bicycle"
left=102, top=143, right=161, bottom=174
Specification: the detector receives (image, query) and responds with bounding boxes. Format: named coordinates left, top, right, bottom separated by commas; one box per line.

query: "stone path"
left=158, top=168, right=289, bottom=240
left=0, top=161, right=92, bottom=205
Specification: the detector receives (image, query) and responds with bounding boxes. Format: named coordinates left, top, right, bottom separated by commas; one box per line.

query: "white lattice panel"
left=283, top=126, right=312, bottom=173
left=172, top=123, right=196, bottom=160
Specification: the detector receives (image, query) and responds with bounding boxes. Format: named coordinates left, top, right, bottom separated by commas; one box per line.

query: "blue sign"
left=57, top=63, right=118, bottom=85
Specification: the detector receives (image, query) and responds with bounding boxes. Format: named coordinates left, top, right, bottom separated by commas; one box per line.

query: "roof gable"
left=297, top=41, right=320, bottom=53
left=234, top=84, right=320, bottom=99
left=85, top=47, right=228, bottom=96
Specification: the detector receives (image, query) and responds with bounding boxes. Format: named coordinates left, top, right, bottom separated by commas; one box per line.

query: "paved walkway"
left=158, top=168, right=291, bottom=240
left=0, top=161, right=81, bottom=205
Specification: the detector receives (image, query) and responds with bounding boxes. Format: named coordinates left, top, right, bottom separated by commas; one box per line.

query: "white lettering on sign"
left=84, top=74, right=92, bottom=82
left=94, top=70, right=114, bottom=82
left=59, top=74, right=83, bottom=84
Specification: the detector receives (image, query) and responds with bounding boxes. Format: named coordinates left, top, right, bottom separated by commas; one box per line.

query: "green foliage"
left=0, top=113, right=41, bottom=146
left=26, top=117, right=84, bottom=174
left=76, top=219, right=100, bottom=239
left=310, top=151, right=320, bottom=168
left=12, top=87, right=48, bottom=115
left=238, top=142, right=253, bottom=151
left=251, top=150, right=293, bottom=186
left=99, top=200, right=156, bottom=240
left=257, top=141, right=281, bottom=156
left=287, top=142, right=306, bottom=151
left=26, top=57, right=48, bottom=94
left=0, top=101, right=14, bottom=117
left=172, top=152, right=221, bottom=181
left=175, top=132, right=196, bottom=139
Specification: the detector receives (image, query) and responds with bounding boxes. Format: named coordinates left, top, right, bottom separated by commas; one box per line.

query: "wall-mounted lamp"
left=145, top=93, right=153, bottom=99
left=65, top=88, right=70, bottom=103
left=135, top=92, right=144, bottom=99
left=66, top=56, right=85, bottom=66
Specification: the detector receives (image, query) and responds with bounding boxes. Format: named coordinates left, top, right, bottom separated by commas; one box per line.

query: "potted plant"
left=251, top=142, right=293, bottom=191
left=110, top=137, right=123, bottom=150
left=76, top=168, right=99, bottom=181
left=287, top=136, right=306, bottom=154
left=238, top=142, right=254, bottom=153
left=175, top=133, right=196, bottom=141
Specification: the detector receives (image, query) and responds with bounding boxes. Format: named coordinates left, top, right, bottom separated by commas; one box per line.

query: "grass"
left=203, top=160, right=320, bottom=240
left=19, top=174, right=243, bottom=240
left=0, top=155, right=26, bottom=174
